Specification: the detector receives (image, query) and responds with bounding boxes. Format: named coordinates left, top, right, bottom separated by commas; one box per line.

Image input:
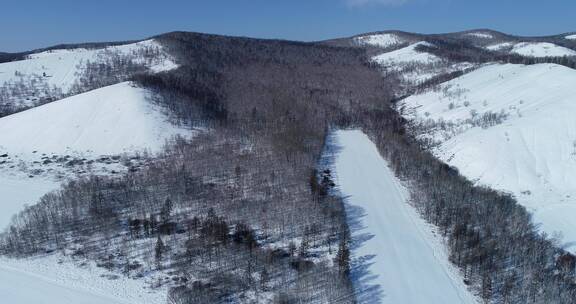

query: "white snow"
left=566, top=34, right=576, bottom=40
left=400, top=63, right=576, bottom=252
left=485, top=41, right=576, bottom=57
left=0, top=81, right=190, bottom=158
left=0, top=174, right=59, bottom=228
left=0, top=39, right=177, bottom=108
left=371, top=42, right=475, bottom=85
left=486, top=42, right=514, bottom=51
left=0, top=171, right=166, bottom=304
left=333, top=129, right=477, bottom=304
left=465, top=32, right=493, bottom=39
left=0, top=81, right=185, bottom=303
left=511, top=42, right=576, bottom=57
left=0, top=254, right=166, bottom=304
left=372, top=41, right=439, bottom=66
left=354, top=33, right=404, bottom=48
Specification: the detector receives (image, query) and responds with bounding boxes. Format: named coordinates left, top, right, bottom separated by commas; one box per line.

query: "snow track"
left=332, top=130, right=477, bottom=304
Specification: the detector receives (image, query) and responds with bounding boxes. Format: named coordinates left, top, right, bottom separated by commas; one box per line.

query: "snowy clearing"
left=371, top=42, right=474, bottom=85
left=0, top=254, right=166, bottom=304
left=566, top=34, right=576, bottom=40
left=0, top=81, right=190, bottom=158
left=511, top=42, right=576, bottom=57
left=485, top=41, right=576, bottom=57
left=0, top=173, right=59, bottom=228
left=465, top=32, right=493, bottom=39
left=486, top=42, right=514, bottom=51
left=332, top=129, right=477, bottom=304
left=400, top=63, right=576, bottom=252
left=372, top=41, right=439, bottom=66
left=354, top=33, right=404, bottom=48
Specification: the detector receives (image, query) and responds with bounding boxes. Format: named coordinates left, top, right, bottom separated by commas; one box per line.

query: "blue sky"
left=1, top=0, right=575, bottom=52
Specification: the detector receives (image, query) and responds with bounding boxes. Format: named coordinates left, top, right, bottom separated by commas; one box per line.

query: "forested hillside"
left=2, top=30, right=576, bottom=303
left=1, top=32, right=396, bottom=303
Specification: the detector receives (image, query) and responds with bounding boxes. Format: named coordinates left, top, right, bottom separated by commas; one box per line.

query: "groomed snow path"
left=333, top=130, right=477, bottom=304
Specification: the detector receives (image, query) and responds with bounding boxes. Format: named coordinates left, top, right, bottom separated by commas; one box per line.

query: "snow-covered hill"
left=354, top=33, right=406, bottom=48
left=0, top=81, right=188, bottom=158
left=0, top=81, right=191, bottom=228
left=333, top=130, right=477, bottom=304
left=400, top=63, right=576, bottom=252
left=0, top=81, right=189, bottom=304
left=511, top=42, right=576, bottom=57
left=485, top=41, right=576, bottom=58
left=372, top=41, right=439, bottom=66
left=371, top=41, right=474, bottom=85
left=0, top=39, right=177, bottom=110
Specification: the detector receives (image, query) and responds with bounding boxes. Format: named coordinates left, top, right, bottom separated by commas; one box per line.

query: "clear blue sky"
left=1, top=0, right=575, bottom=52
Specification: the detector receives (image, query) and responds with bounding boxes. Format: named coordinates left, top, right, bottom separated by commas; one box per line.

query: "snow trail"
left=332, top=129, right=477, bottom=304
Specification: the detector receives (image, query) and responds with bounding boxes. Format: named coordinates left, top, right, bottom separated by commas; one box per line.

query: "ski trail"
left=332, top=129, right=478, bottom=304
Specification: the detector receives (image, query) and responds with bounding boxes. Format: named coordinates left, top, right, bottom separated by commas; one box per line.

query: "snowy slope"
left=0, top=81, right=186, bottom=304
left=371, top=42, right=474, bottom=85
left=486, top=42, right=514, bottom=51
left=0, top=174, right=59, bottom=227
left=333, top=130, right=477, bottom=304
left=372, top=41, right=439, bottom=66
left=0, top=81, right=190, bottom=158
left=354, top=33, right=405, bottom=48
left=400, top=63, right=576, bottom=252
left=511, top=42, right=576, bottom=57
left=567, top=34, right=576, bottom=40
left=0, top=266, right=131, bottom=304
left=0, top=81, right=191, bottom=233
left=0, top=254, right=165, bottom=304
left=486, top=41, right=576, bottom=57
left=0, top=39, right=177, bottom=109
